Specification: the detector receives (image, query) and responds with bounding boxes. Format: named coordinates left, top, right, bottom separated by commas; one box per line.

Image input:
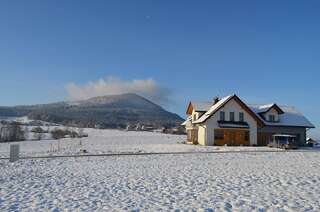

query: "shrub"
left=51, top=128, right=80, bottom=140
left=31, top=126, right=46, bottom=133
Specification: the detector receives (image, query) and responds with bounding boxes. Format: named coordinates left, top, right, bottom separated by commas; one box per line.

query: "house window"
left=230, top=112, right=235, bottom=121
left=215, top=130, right=224, bottom=140
left=193, top=114, right=197, bottom=121
left=269, top=115, right=275, bottom=122
left=239, top=112, right=244, bottom=122
left=220, top=111, right=225, bottom=121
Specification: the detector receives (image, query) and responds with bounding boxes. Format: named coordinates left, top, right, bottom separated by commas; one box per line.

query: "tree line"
left=0, top=122, right=87, bottom=142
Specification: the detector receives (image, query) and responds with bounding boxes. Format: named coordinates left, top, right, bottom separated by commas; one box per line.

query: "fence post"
left=9, top=144, right=20, bottom=162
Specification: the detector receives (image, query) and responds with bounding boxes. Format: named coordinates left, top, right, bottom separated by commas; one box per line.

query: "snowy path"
left=1, top=152, right=320, bottom=211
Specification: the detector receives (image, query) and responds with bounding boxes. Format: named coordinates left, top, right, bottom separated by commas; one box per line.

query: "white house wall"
left=185, top=120, right=194, bottom=130
left=197, top=125, right=206, bottom=145
left=200, top=99, right=258, bottom=146
left=191, top=109, right=205, bottom=121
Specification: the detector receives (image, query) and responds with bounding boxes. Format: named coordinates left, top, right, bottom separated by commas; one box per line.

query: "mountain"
left=0, top=93, right=183, bottom=129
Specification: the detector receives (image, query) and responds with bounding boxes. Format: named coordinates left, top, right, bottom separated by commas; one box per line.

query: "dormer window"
left=258, top=104, right=283, bottom=122
left=269, top=115, right=275, bottom=122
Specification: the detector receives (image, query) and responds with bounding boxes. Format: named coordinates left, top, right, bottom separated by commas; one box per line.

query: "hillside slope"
left=0, top=93, right=183, bottom=128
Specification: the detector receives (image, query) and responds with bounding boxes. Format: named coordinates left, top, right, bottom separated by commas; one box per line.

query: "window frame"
left=268, top=114, right=275, bottom=122
left=239, top=112, right=244, bottom=122
left=230, top=112, right=235, bottom=121
left=220, top=111, right=225, bottom=121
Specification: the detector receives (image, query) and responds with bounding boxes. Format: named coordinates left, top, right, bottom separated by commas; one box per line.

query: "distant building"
left=125, top=124, right=135, bottom=131
left=141, top=125, right=156, bottom=131
left=182, top=94, right=315, bottom=146
left=306, top=137, right=317, bottom=147
left=135, top=123, right=142, bottom=131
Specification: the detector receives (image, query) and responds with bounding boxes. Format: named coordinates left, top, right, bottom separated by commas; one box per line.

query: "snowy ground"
left=1, top=152, right=320, bottom=211
left=1, top=129, right=320, bottom=211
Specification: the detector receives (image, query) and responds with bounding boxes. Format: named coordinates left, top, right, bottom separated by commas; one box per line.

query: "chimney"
left=213, top=96, right=220, bottom=105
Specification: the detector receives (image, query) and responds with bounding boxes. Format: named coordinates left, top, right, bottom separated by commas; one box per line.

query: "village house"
left=182, top=94, right=315, bottom=146
left=306, top=137, right=318, bottom=147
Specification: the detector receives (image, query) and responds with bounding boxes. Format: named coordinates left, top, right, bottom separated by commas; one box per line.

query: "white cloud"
left=66, top=76, right=171, bottom=105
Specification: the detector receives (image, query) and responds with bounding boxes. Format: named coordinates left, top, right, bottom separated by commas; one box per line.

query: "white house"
left=182, top=94, right=315, bottom=146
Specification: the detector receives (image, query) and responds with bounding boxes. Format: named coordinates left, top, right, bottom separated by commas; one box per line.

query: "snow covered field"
left=0, top=129, right=281, bottom=158
left=1, top=129, right=320, bottom=211
left=1, top=151, right=320, bottom=211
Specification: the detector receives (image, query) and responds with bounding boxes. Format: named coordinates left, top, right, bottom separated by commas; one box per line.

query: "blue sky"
left=0, top=0, right=319, bottom=138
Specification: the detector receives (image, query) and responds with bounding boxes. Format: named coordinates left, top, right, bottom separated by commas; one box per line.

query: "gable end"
left=195, top=95, right=265, bottom=127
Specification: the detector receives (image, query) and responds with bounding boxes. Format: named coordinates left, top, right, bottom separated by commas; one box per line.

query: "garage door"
left=214, top=129, right=250, bottom=146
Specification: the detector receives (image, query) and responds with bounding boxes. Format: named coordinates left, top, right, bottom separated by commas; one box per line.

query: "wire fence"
left=1, top=148, right=319, bottom=161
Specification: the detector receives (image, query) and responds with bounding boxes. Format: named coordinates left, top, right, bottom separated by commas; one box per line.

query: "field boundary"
left=1, top=149, right=320, bottom=160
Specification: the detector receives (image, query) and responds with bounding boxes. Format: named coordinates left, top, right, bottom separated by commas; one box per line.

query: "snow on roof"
left=306, top=138, right=318, bottom=143
left=272, top=134, right=297, bottom=137
left=249, top=104, right=315, bottom=128
left=191, top=102, right=213, bottom=112
left=181, top=116, right=192, bottom=126
left=183, top=95, right=315, bottom=128
left=249, top=103, right=284, bottom=114
left=307, top=137, right=316, bottom=141
left=252, top=104, right=275, bottom=113
left=193, top=95, right=233, bottom=124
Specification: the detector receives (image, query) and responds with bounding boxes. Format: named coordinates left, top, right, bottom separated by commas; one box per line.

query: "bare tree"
left=0, top=122, right=25, bottom=142
left=11, top=122, right=25, bottom=141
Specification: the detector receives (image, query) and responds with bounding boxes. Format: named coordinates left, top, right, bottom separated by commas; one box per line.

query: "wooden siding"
left=187, top=129, right=198, bottom=144
left=214, top=129, right=250, bottom=146
left=257, top=132, right=273, bottom=146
